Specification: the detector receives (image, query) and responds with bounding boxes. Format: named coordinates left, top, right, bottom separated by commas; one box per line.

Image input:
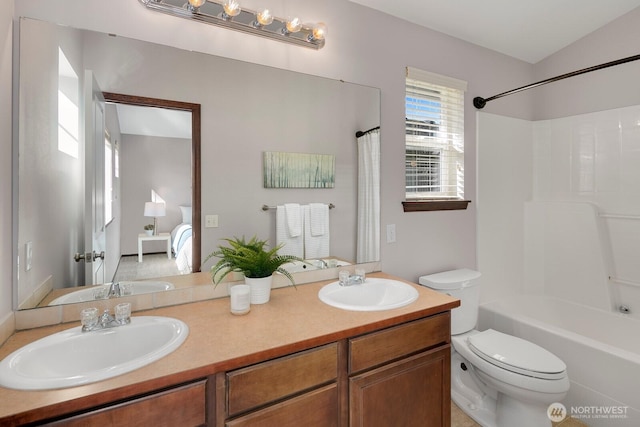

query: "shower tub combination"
left=478, top=294, right=640, bottom=427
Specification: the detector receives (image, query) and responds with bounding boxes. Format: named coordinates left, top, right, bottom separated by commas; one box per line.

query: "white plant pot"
left=245, top=275, right=273, bottom=304
left=144, top=229, right=153, bottom=236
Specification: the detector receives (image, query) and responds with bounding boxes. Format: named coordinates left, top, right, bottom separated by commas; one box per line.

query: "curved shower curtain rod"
left=355, top=126, right=380, bottom=138
left=473, top=53, right=640, bottom=109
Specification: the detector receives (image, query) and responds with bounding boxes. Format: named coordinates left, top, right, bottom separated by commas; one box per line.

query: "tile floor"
left=451, top=402, right=480, bottom=426
left=451, top=402, right=590, bottom=427
left=113, top=253, right=181, bottom=282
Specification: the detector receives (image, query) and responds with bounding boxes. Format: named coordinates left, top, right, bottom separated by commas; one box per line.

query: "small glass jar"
left=228, top=283, right=251, bottom=315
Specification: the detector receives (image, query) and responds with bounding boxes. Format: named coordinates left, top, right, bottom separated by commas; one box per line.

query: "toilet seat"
left=467, top=329, right=566, bottom=380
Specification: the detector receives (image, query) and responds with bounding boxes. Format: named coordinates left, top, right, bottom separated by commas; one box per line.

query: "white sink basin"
left=0, top=316, right=189, bottom=390
left=283, top=260, right=319, bottom=273
left=318, top=278, right=419, bottom=311
left=308, top=258, right=351, bottom=268
left=48, top=281, right=175, bottom=305
left=283, top=258, right=352, bottom=273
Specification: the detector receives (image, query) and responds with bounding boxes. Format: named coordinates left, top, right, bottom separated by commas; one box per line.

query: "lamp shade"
left=144, top=202, right=166, bottom=217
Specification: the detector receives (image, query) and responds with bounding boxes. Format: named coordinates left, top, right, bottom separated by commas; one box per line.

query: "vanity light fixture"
left=255, top=9, right=274, bottom=27
left=187, top=0, right=206, bottom=11
left=284, top=17, right=302, bottom=34
left=310, top=22, right=327, bottom=42
left=221, top=0, right=241, bottom=19
left=139, top=0, right=327, bottom=49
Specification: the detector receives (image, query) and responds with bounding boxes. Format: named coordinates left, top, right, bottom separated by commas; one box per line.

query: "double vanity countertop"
left=0, top=272, right=459, bottom=425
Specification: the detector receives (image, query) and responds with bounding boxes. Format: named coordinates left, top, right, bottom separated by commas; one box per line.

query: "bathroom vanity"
left=0, top=273, right=458, bottom=426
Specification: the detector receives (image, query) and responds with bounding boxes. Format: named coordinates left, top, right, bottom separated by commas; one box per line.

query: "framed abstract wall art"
left=263, top=151, right=335, bottom=188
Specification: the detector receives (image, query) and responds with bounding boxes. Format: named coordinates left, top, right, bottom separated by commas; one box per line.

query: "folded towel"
left=309, top=203, right=329, bottom=236
left=304, top=205, right=330, bottom=259
left=276, top=205, right=304, bottom=258
left=284, top=203, right=302, bottom=237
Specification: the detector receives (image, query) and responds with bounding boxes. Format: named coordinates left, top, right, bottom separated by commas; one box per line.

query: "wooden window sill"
left=402, top=200, right=471, bottom=212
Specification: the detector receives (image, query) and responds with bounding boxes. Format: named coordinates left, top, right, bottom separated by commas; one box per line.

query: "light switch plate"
left=386, top=224, right=396, bottom=243
left=205, top=214, right=219, bottom=228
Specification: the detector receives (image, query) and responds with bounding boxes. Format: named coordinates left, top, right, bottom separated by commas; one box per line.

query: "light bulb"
left=256, top=9, right=274, bottom=26
left=187, top=0, right=206, bottom=9
left=222, top=0, right=241, bottom=17
left=285, top=17, right=302, bottom=33
left=311, top=22, right=327, bottom=40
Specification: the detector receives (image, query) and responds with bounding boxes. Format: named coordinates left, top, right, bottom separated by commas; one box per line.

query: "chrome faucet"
left=81, top=305, right=131, bottom=332
left=338, top=271, right=365, bottom=286
left=108, top=282, right=122, bottom=298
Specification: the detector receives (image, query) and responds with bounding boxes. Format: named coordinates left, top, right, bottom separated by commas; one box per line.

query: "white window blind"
left=405, top=67, right=466, bottom=200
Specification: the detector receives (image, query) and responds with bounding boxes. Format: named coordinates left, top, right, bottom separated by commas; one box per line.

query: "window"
left=404, top=67, right=469, bottom=211
left=57, top=47, right=79, bottom=158
left=104, top=132, right=113, bottom=224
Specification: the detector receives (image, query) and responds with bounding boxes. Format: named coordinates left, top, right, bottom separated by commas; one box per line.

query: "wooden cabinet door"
left=349, top=347, right=450, bottom=427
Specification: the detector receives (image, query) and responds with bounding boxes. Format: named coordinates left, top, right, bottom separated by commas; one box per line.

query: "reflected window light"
left=58, top=48, right=79, bottom=158
left=105, top=134, right=113, bottom=223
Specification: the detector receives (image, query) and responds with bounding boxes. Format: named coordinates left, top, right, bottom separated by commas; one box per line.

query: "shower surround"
left=531, top=104, right=640, bottom=316
left=477, top=105, right=640, bottom=426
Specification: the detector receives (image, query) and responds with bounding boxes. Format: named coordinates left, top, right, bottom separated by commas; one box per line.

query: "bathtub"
left=478, top=294, right=640, bottom=427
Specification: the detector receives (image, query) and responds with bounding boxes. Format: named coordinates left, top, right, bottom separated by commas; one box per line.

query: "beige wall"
left=1, top=0, right=15, bottom=339
left=533, top=7, right=640, bottom=120
left=17, top=20, right=85, bottom=305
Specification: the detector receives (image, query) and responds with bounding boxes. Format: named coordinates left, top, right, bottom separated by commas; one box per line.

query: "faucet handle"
left=115, top=303, right=132, bottom=324
left=338, top=270, right=350, bottom=286
left=80, top=307, right=99, bottom=330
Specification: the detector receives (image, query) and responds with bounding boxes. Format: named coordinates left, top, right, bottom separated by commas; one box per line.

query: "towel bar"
left=262, top=203, right=335, bottom=211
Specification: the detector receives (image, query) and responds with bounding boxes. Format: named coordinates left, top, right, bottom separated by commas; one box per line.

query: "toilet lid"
left=467, top=329, right=566, bottom=380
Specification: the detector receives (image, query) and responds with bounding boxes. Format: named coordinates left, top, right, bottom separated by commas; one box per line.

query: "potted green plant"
left=205, top=236, right=303, bottom=304
left=143, top=224, right=154, bottom=236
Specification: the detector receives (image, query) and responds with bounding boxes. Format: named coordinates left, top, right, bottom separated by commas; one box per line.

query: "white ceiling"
left=114, top=103, right=192, bottom=139
left=349, top=0, right=640, bottom=63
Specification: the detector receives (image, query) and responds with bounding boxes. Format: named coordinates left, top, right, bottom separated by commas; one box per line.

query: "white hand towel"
left=304, top=205, right=330, bottom=259
left=309, top=203, right=329, bottom=236
left=276, top=205, right=304, bottom=258
left=284, top=203, right=302, bottom=237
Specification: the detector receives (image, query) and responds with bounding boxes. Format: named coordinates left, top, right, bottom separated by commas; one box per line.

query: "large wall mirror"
left=15, top=18, right=380, bottom=312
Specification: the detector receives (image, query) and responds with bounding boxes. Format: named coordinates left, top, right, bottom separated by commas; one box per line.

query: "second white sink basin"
left=48, top=281, right=175, bottom=305
left=282, top=258, right=352, bottom=273
left=318, top=278, right=419, bottom=311
left=0, top=316, right=189, bottom=390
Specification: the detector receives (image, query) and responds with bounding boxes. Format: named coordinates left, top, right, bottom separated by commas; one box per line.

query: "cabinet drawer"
left=349, top=313, right=450, bottom=374
left=227, top=343, right=338, bottom=416
left=49, top=380, right=206, bottom=427
left=226, top=383, right=338, bottom=427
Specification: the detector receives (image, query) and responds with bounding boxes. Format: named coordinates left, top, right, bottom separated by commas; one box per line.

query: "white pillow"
left=179, top=206, right=192, bottom=224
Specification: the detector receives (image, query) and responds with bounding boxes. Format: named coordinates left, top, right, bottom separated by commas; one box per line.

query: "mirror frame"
left=102, top=92, right=201, bottom=273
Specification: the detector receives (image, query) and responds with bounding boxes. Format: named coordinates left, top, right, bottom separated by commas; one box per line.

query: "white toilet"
left=419, top=269, right=570, bottom=427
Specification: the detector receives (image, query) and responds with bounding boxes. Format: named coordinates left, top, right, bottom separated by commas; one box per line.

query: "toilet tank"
left=419, top=269, right=481, bottom=335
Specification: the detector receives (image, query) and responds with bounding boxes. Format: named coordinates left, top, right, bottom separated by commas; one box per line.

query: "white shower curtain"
left=356, top=129, right=380, bottom=263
